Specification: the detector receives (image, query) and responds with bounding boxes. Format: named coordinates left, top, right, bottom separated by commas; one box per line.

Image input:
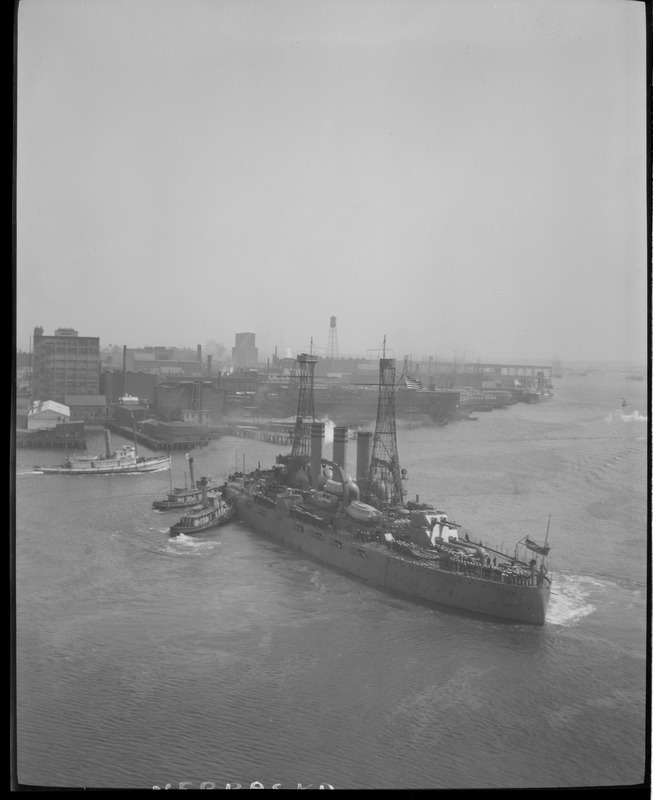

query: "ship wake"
left=606, top=408, right=647, bottom=424
left=546, top=573, right=602, bottom=625
left=164, top=532, right=223, bottom=554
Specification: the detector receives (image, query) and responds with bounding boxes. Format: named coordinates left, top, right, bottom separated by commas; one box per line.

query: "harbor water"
left=14, top=372, right=648, bottom=789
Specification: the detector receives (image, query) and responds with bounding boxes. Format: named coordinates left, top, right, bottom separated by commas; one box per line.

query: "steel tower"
left=326, top=316, right=339, bottom=360
left=368, top=356, right=405, bottom=507
left=290, top=353, right=319, bottom=458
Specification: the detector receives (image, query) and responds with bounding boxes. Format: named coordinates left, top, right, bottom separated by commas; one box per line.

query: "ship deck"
left=227, top=479, right=551, bottom=593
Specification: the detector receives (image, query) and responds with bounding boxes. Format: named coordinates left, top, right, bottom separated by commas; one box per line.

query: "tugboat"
left=34, top=430, right=170, bottom=475
left=153, top=455, right=218, bottom=510
left=221, top=349, right=553, bottom=625
left=169, top=477, right=234, bottom=536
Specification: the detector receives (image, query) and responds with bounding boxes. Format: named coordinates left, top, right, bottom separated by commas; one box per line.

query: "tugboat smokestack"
left=104, top=429, right=112, bottom=458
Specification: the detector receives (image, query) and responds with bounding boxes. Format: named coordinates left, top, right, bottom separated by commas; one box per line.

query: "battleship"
left=222, top=351, right=552, bottom=624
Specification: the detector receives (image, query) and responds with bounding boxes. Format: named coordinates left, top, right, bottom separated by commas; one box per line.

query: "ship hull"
left=168, top=482, right=234, bottom=535
left=37, top=457, right=170, bottom=475
left=226, top=487, right=550, bottom=625
left=154, top=499, right=200, bottom=510
left=169, top=515, right=232, bottom=536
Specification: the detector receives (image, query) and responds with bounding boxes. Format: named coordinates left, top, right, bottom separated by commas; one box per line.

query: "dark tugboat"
left=169, top=477, right=234, bottom=536
left=153, top=455, right=219, bottom=510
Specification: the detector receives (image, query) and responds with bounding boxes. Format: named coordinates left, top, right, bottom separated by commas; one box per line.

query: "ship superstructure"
left=222, top=348, right=552, bottom=624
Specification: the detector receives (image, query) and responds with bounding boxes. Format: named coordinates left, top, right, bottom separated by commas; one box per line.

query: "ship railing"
left=253, top=492, right=276, bottom=509
left=423, top=547, right=539, bottom=586
left=289, top=506, right=329, bottom=528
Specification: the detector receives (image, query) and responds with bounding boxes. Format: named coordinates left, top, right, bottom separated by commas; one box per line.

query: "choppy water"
left=14, top=372, right=648, bottom=789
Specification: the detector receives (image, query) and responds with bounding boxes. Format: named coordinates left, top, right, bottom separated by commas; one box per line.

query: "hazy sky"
left=16, top=0, right=648, bottom=365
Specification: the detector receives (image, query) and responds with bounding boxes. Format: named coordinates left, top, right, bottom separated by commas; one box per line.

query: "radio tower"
left=290, top=352, right=319, bottom=458
left=326, top=316, right=339, bottom=361
left=368, top=340, right=405, bottom=507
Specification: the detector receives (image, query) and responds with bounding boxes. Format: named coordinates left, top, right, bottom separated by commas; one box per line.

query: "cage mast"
left=368, top=340, right=405, bottom=506
left=290, top=352, right=318, bottom=459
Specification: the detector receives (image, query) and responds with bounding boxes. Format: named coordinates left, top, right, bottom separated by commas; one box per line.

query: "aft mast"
left=367, top=337, right=406, bottom=508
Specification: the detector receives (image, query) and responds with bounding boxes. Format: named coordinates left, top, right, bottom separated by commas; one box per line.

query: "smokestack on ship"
left=310, top=422, right=325, bottom=488
left=104, top=429, right=113, bottom=458
left=356, top=431, right=372, bottom=497
left=333, top=426, right=348, bottom=474
left=199, top=477, right=209, bottom=508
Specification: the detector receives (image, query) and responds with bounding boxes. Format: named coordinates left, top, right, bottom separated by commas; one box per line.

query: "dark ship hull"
left=224, top=478, right=550, bottom=625
left=169, top=493, right=234, bottom=536
left=169, top=501, right=233, bottom=535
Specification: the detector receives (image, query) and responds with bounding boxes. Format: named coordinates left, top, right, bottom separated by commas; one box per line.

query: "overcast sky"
left=15, top=0, right=648, bottom=365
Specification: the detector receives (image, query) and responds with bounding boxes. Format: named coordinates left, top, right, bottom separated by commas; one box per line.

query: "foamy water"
left=605, top=407, right=648, bottom=424
left=546, top=573, right=603, bottom=626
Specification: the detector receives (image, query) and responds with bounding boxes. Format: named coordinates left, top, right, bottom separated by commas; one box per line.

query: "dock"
left=216, top=421, right=293, bottom=445
left=15, top=431, right=87, bottom=449
left=104, top=421, right=211, bottom=451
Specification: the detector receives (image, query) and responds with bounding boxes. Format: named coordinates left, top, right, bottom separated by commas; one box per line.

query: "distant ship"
left=222, top=352, right=552, bottom=625
left=521, top=387, right=553, bottom=404
left=34, top=430, right=170, bottom=475
left=513, top=377, right=554, bottom=404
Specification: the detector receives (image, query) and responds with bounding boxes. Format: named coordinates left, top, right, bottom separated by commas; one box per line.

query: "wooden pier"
left=15, top=433, right=87, bottom=449
left=104, top=421, right=211, bottom=451
left=216, top=424, right=293, bottom=445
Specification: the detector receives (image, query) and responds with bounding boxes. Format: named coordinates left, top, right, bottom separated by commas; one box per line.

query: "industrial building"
left=232, top=332, right=258, bottom=369
left=26, top=400, right=71, bottom=430
left=31, top=327, right=101, bottom=404
left=123, top=345, right=203, bottom=376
